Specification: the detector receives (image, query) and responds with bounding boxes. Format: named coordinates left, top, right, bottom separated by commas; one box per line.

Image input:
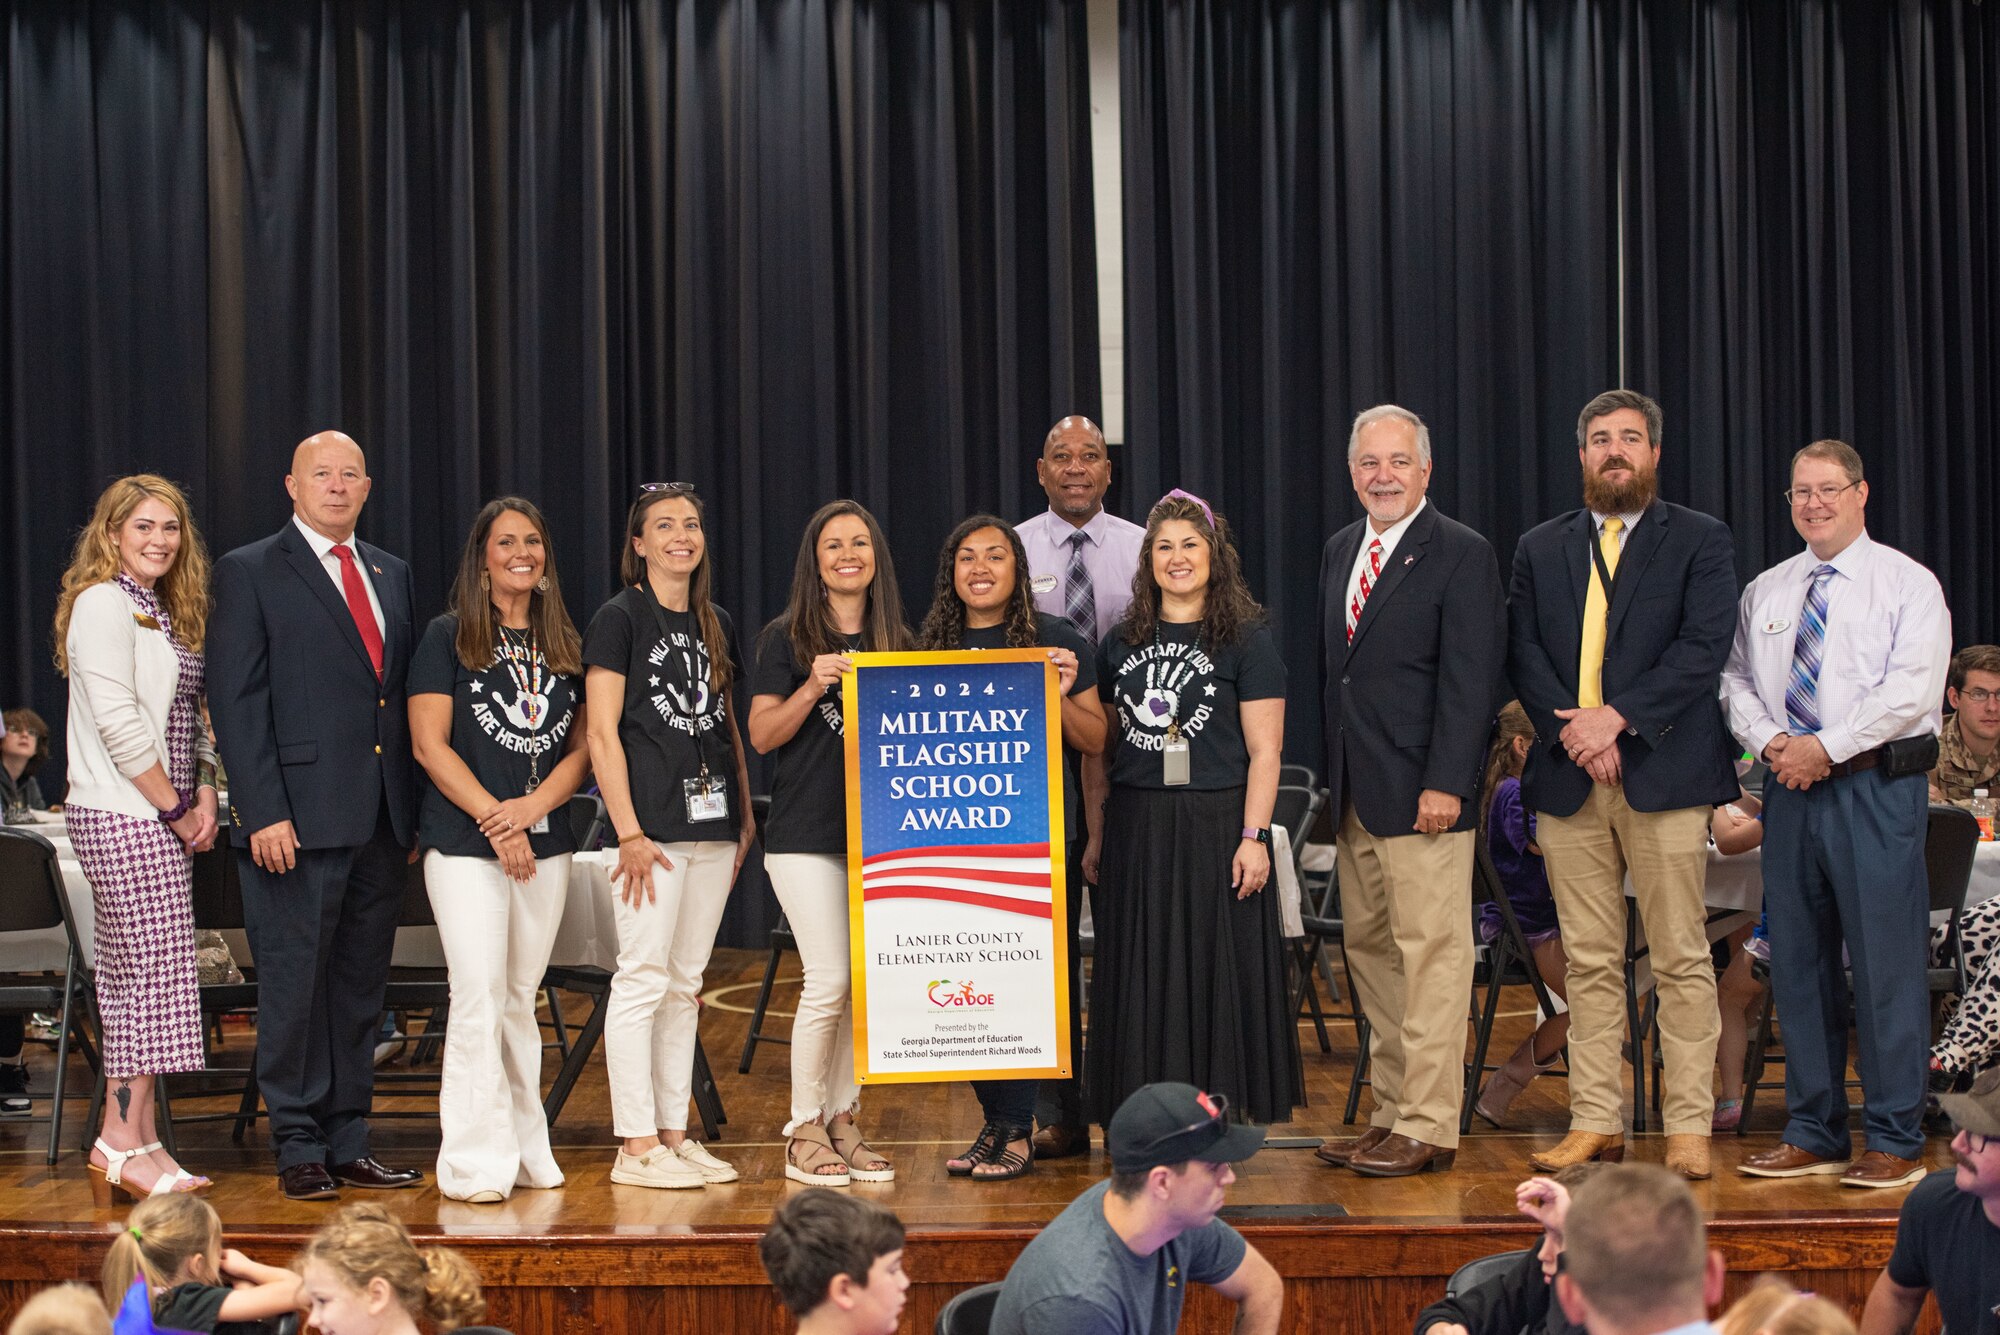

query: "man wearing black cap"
left=989, top=1083, right=1283, bottom=1335
left=1859, top=1062, right=2000, bottom=1335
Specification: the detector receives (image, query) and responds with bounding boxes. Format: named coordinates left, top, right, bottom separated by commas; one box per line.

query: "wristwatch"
left=1241, top=826, right=1272, bottom=847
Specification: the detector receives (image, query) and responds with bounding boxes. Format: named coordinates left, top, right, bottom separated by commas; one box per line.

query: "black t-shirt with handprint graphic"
left=410, top=613, right=582, bottom=859
left=751, top=617, right=863, bottom=856
left=582, top=588, right=743, bottom=844
left=1098, top=619, right=1286, bottom=790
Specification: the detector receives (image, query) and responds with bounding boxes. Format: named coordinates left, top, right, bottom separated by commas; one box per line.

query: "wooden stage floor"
left=0, top=949, right=1952, bottom=1333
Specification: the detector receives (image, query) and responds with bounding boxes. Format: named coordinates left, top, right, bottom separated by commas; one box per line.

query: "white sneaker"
left=673, top=1140, right=739, bottom=1183
left=610, top=1145, right=706, bottom=1190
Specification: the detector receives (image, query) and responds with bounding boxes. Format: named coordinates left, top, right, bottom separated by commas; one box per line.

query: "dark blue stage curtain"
left=1122, top=0, right=2000, bottom=756
left=0, top=0, right=1097, bottom=946
left=1625, top=0, right=2000, bottom=652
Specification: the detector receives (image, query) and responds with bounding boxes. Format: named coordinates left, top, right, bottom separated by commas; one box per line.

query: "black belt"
left=1825, top=747, right=1882, bottom=780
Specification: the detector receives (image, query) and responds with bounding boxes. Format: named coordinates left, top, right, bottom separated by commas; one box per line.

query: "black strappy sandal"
left=969, top=1126, right=1034, bottom=1182
left=946, top=1122, right=1003, bottom=1177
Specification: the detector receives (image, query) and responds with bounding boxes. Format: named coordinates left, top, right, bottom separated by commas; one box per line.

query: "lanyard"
left=496, top=624, right=547, bottom=791
left=643, top=588, right=728, bottom=779
left=1588, top=519, right=1625, bottom=605
left=1148, top=620, right=1202, bottom=741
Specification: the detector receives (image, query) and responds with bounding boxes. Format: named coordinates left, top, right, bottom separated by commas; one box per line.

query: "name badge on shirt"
left=1030, top=573, right=1058, bottom=594
left=529, top=814, right=550, bottom=835
left=684, top=774, right=729, bottom=823
left=1762, top=618, right=1790, bottom=634
left=1163, top=726, right=1191, bottom=786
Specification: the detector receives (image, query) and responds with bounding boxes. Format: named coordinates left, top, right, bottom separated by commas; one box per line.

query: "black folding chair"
left=0, top=828, right=89, bottom=1163
left=933, top=1282, right=1005, bottom=1335
left=1462, top=839, right=1567, bottom=1134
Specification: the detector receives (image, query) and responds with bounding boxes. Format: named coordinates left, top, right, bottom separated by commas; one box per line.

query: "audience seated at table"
left=1928, top=644, right=2000, bottom=805
left=0, top=709, right=53, bottom=813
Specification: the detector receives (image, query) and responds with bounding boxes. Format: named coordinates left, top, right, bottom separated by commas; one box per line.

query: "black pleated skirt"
left=1085, top=785, right=1300, bottom=1126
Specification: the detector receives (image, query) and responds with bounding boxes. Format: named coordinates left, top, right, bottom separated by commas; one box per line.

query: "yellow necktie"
left=1577, top=516, right=1624, bottom=708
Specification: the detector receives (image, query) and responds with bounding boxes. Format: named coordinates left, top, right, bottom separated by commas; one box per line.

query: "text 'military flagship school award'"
left=842, top=649, right=1072, bottom=1083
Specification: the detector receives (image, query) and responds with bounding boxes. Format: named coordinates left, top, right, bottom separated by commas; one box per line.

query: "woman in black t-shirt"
left=749, top=500, right=913, bottom=1186
left=1086, top=491, right=1298, bottom=1125
left=918, top=515, right=1107, bottom=1180
left=409, top=497, right=591, bottom=1204
left=582, top=484, right=756, bottom=1191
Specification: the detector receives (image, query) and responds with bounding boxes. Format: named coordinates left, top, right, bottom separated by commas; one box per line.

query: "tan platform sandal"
left=829, top=1119, right=895, bottom=1183
left=784, top=1123, right=851, bottom=1187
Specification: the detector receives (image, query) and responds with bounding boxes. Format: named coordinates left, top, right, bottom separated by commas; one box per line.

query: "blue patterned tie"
left=1784, top=564, right=1837, bottom=733
left=1064, top=532, right=1097, bottom=645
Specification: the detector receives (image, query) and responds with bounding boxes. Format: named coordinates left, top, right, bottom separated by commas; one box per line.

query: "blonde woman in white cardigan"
left=54, top=474, right=219, bottom=1201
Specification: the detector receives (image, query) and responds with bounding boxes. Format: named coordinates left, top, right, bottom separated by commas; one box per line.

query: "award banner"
left=843, top=649, right=1072, bottom=1083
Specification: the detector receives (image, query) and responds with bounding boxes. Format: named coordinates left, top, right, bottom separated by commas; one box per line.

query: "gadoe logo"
left=926, top=978, right=996, bottom=1009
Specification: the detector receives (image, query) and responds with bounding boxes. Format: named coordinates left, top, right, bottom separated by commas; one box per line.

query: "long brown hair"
left=621, top=486, right=732, bottom=694
left=1481, top=700, right=1536, bottom=834
left=916, top=515, right=1039, bottom=650
left=54, top=475, right=211, bottom=674
left=778, top=500, right=911, bottom=664
left=448, top=496, right=583, bottom=674
left=296, top=1202, right=485, bottom=1333
left=1117, top=494, right=1261, bottom=648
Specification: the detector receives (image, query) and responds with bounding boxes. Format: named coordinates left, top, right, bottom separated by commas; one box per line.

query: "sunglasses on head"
left=1127, top=1091, right=1229, bottom=1158
left=641, top=481, right=697, bottom=496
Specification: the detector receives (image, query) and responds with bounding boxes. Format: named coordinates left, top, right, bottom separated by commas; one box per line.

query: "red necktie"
left=1346, top=538, right=1383, bottom=642
left=331, top=544, right=385, bottom=680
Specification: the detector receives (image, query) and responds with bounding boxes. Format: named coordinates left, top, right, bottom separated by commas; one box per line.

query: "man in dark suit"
left=1507, top=389, right=1739, bottom=1181
left=1312, top=405, right=1505, bottom=1178
left=208, top=430, right=424, bottom=1200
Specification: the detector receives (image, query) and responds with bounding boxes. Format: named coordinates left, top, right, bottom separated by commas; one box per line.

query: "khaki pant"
left=1336, top=807, right=1476, bottom=1148
left=1536, top=784, right=1717, bottom=1137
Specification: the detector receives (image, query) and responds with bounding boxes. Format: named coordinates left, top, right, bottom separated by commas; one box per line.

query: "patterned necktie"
left=1346, top=538, right=1384, bottom=642
left=1785, top=564, right=1837, bottom=733
left=331, top=543, right=386, bottom=680
left=1064, top=531, right=1097, bottom=645
left=1576, top=516, right=1624, bottom=708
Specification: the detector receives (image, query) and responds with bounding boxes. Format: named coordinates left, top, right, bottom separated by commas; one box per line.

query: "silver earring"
left=537, top=576, right=550, bottom=593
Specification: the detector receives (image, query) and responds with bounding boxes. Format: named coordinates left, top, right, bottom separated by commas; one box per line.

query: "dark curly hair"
left=916, top=515, right=1040, bottom=650
left=1118, top=494, right=1263, bottom=648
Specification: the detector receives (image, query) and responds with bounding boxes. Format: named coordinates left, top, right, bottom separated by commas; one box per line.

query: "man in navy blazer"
left=208, top=431, right=424, bottom=1201
left=1313, top=405, right=1505, bottom=1178
left=1507, top=390, right=1739, bottom=1182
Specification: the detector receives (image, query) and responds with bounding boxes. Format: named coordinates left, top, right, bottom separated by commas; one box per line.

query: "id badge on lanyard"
left=1163, top=722, right=1191, bottom=786
left=684, top=764, right=729, bottom=823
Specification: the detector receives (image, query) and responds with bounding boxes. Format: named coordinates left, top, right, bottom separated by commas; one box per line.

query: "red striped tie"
left=1346, top=539, right=1383, bottom=642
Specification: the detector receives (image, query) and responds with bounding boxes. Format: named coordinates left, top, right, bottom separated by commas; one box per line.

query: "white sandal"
left=90, top=1139, right=209, bottom=1203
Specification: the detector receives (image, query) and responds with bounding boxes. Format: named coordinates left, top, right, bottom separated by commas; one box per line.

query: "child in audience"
left=1415, top=1163, right=1602, bottom=1335
left=757, top=1188, right=909, bottom=1335
left=1471, top=702, right=1569, bottom=1126
left=296, top=1203, right=486, bottom=1335
left=1715, top=1277, right=1856, bottom=1335
left=1710, top=791, right=1766, bottom=1131
left=100, top=1194, right=301, bottom=1333
left=5, top=1286, right=109, bottom=1335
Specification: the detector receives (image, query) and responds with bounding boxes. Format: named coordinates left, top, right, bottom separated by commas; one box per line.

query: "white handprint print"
left=492, top=687, right=550, bottom=732
left=1121, top=657, right=1195, bottom=731
left=660, top=645, right=712, bottom=718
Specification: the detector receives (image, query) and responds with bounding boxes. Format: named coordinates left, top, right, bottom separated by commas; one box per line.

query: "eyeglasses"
left=1783, top=481, right=1861, bottom=508
left=1962, top=1129, right=1991, bottom=1153
left=641, top=481, right=697, bottom=496
left=1958, top=689, right=2000, bottom=706
left=1126, top=1091, right=1229, bottom=1157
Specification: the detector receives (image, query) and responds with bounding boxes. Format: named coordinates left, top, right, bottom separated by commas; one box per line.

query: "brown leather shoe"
left=1528, top=1131, right=1625, bottom=1172
left=1738, top=1143, right=1851, bottom=1178
left=329, top=1157, right=425, bottom=1189
left=1664, top=1133, right=1712, bottom=1181
left=278, top=1163, right=340, bottom=1201
left=1030, top=1122, right=1089, bottom=1160
left=1314, top=1126, right=1390, bottom=1168
left=1350, top=1132, right=1455, bottom=1178
left=1839, top=1151, right=1925, bottom=1190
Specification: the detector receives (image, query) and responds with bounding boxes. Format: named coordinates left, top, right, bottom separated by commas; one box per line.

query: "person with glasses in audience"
left=1929, top=644, right=2000, bottom=804
left=582, top=483, right=756, bottom=1191
left=1722, top=441, right=1951, bottom=1191
left=1859, top=1062, right=2000, bottom=1335
left=989, top=1083, right=1282, bottom=1335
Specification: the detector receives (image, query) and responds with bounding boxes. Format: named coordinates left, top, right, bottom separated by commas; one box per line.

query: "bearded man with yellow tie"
left=1505, top=390, right=1741, bottom=1181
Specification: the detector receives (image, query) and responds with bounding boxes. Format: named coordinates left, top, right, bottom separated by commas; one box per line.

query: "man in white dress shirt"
left=1720, top=439, right=1950, bottom=1190
left=1016, top=414, right=1145, bottom=1160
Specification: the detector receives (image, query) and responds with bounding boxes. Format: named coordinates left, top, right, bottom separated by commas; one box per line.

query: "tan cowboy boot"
left=1664, top=1133, right=1712, bottom=1181
left=1528, top=1130, right=1625, bottom=1172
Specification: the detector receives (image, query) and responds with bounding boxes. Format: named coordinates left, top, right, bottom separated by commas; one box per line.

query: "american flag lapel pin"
left=372, top=564, right=383, bottom=574
left=1403, top=554, right=1415, bottom=565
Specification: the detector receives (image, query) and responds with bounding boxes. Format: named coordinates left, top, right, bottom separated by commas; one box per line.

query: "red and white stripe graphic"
left=860, top=842, right=1054, bottom=919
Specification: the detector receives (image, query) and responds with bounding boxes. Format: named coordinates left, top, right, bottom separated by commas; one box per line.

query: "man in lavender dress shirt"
left=1017, top=414, right=1145, bottom=1160
left=1721, top=439, right=1951, bottom=1190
